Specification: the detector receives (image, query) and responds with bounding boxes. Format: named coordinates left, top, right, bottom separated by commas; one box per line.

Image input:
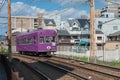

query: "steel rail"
left=51, top=56, right=120, bottom=78
left=15, top=58, right=51, bottom=80
left=13, top=54, right=90, bottom=80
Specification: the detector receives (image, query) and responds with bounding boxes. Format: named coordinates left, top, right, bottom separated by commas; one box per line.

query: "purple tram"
left=16, top=29, right=57, bottom=55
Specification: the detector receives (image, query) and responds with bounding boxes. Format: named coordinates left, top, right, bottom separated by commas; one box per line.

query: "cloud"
left=60, top=8, right=89, bottom=20
left=46, top=8, right=89, bottom=20
left=10, top=1, right=89, bottom=20
left=11, top=2, right=46, bottom=16
left=0, top=1, right=90, bottom=20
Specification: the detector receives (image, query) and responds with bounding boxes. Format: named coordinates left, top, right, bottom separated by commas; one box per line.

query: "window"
left=23, top=38, right=26, bottom=44
left=106, top=14, right=108, bottom=18
left=18, top=39, right=21, bottom=44
left=26, top=38, right=28, bottom=44
left=33, top=36, right=36, bottom=44
left=46, top=36, right=51, bottom=43
left=34, top=19, right=38, bottom=22
left=73, top=23, right=76, bottom=26
left=28, top=38, right=33, bottom=44
left=71, top=36, right=77, bottom=39
left=113, top=26, right=118, bottom=30
left=18, top=38, right=26, bottom=44
left=97, top=37, right=102, bottom=40
left=72, top=28, right=79, bottom=31
left=61, top=36, right=66, bottom=40
left=98, top=21, right=103, bottom=29
left=51, top=37, right=55, bottom=42
left=40, top=37, right=44, bottom=43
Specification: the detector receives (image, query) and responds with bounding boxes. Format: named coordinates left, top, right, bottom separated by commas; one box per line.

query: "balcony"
left=80, top=38, right=90, bottom=42
left=81, top=30, right=90, bottom=35
left=68, top=31, right=81, bottom=35
left=71, top=39, right=80, bottom=43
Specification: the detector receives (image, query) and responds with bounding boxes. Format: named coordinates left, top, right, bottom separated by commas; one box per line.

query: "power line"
left=0, top=16, right=7, bottom=18
left=0, top=23, right=7, bottom=24
left=0, top=0, right=6, bottom=11
left=48, top=0, right=89, bottom=18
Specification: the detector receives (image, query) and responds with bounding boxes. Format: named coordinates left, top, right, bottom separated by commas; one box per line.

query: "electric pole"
left=90, top=0, right=95, bottom=62
left=8, top=0, right=12, bottom=61
left=21, top=19, right=23, bottom=32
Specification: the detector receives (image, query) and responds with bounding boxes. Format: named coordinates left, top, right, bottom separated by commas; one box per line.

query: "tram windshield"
left=46, top=36, right=55, bottom=43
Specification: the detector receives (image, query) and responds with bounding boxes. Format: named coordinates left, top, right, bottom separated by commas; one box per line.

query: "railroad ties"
left=12, top=54, right=120, bottom=80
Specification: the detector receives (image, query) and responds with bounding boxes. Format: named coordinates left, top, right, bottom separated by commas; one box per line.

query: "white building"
left=101, top=3, right=120, bottom=18
left=95, top=18, right=120, bottom=36
left=44, top=15, right=61, bottom=29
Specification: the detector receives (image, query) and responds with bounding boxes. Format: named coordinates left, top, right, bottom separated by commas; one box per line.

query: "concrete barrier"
left=1, top=55, right=24, bottom=80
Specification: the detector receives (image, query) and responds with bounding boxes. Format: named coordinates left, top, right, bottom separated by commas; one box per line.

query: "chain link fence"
left=56, top=45, right=120, bottom=62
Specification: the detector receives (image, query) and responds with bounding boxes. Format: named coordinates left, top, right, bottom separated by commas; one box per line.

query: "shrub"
left=0, top=47, right=8, bottom=54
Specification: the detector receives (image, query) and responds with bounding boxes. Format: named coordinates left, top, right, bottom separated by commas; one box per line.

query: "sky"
left=0, top=0, right=120, bottom=36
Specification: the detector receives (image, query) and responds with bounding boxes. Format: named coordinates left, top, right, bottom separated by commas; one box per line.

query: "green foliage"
left=96, top=60, right=120, bottom=68
left=66, top=55, right=89, bottom=62
left=106, top=61, right=120, bottom=68
left=60, top=54, right=120, bottom=68
left=0, top=47, right=8, bottom=54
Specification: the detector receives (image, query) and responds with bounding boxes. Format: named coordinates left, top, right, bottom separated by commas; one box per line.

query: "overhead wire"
left=0, top=0, right=6, bottom=11
left=12, top=0, right=90, bottom=18
left=0, top=0, right=7, bottom=31
left=0, top=0, right=7, bottom=18
left=48, top=0, right=89, bottom=18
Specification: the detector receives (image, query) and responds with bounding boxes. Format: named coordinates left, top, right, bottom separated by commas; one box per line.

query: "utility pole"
left=90, top=0, right=95, bottom=62
left=21, top=19, right=23, bottom=32
left=8, top=0, right=12, bottom=61
left=37, top=13, right=44, bottom=29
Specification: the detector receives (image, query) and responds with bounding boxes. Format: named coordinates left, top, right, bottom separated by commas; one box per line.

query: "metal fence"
left=1, top=45, right=120, bottom=62
left=57, top=45, right=120, bottom=62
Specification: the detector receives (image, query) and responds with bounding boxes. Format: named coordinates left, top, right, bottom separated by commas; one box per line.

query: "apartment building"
left=11, top=16, right=37, bottom=32
left=11, top=15, right=58, bottom=33
left=101, top=3, right=120, bottom=18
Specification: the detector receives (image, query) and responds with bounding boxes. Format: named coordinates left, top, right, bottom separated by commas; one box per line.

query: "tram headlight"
left=47, top=46, right=51, bottom=50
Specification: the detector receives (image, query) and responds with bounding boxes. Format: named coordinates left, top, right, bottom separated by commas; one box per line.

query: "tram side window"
left=33, top=36, right=36, bottom=44
left=51, top=37, right=55, bottom=42
left=46, top=36, right=51, bottom=43
left=25, top=38, right=28, bottom=44
left=28, top=38, right=33, bottom=44
left=23, top=38, right=26, bottom=44
left=18, top=39, right=22, bottom=44
left=40, top=37, right=44, bottom=43
left=18, top=39, right=20, bottom=44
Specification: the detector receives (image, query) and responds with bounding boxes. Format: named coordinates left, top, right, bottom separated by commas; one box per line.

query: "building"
left=101, top=3, right=120, bottom=18
left=57, top=30, right=82, bottom=52
left=58, top=30, right=71, bottom=44
left=95, top=10, right=101, bottom=17
left=95, top=18, right=120, bottom=36
left=108, top=31, right=120, bottom=41
left=59, top=21, right=69, bottom=30
left=44, top=15, right=61, bottom=29
left=11, top=16, right=37, bottom=32
left=11, top=15, right=60, bottom=33
left=80, top=29, right=106, bottom=49
left=42, top=19, right=57, bottom=30
left=104, top=31, right=120, bottom=50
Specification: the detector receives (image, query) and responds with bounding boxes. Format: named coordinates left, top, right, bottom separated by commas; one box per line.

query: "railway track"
left=53, top=56, right=120, bottom=78
left=13, top=54, right=90, bottom=80
left=13, top=54, right=120, bottom=80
